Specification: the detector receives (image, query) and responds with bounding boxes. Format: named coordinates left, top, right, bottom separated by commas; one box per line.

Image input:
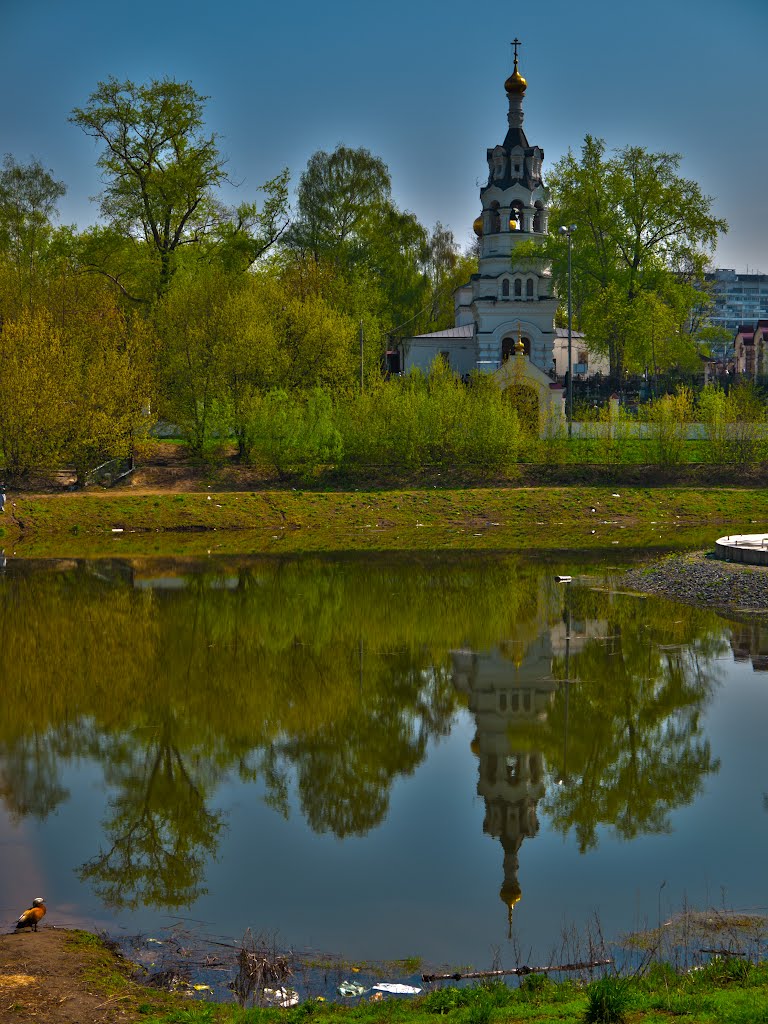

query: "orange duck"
left=15, top=897, right=46, bottom=932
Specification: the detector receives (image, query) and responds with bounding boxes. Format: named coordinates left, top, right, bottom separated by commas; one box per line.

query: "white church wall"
left=402, top=341, right=477, bottom=377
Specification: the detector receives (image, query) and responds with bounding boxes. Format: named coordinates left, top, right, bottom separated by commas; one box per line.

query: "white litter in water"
left=264, top=987, right=299, bottom=1007
left=372, top=983, right=422, bottom=995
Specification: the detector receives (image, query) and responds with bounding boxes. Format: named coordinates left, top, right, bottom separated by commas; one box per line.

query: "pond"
left=0, top=551, right=766, bottom=983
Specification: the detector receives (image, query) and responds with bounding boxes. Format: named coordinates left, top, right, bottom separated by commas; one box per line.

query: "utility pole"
left=559, top=224, right=577, bottom=437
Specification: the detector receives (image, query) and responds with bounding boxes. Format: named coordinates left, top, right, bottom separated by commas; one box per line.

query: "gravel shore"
left=622, top=551, right=768, bottom=612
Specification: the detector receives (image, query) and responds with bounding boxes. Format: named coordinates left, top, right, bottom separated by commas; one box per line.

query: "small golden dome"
left=505, top=58, right=527, bottom=95
left=500, top=880, right=522, bottom=907
left=509, top=213, right=518, bottom=231
left=473, top=215, right=484, bottom=237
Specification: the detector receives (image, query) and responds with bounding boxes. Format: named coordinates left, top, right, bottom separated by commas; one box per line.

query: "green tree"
left=696, top=323, right=733, bottom=361
left=0, top=154, right=66, bottom=292
left=288, top=144, right=391, bottom=264
left=522, top=136, right=727, bottom=376
left=62, top=292, right=157, bottom=485
left=285, top=145, right=460, bottom=353
left=421, top=223, right=477, bottom=333
left=155, top=270, right=232, bottom=455
left=0, top=281, right=158, bottom=484
left=70, top=78, right=289, bottom=301
left=0, top=308, right=70, bottom=479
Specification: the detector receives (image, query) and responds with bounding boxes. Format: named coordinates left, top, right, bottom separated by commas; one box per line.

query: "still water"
left=0, top=553, right=766, bottom=972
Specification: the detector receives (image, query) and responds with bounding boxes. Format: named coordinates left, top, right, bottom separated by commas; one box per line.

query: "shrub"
left=583, top=976, right=631, bottom=1024
left=698, top=381, right=767, bottom=464
left=642, top=387, right=694, bottom=466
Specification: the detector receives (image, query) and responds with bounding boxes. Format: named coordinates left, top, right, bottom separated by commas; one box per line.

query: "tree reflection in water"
left=0, top=557, right=731, bottom=914
left=77, top=717, right=225, bottom=910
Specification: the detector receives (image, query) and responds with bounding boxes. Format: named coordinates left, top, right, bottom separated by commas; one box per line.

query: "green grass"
left=129, top=964, right=768, bottom=1023
left=2, top=485, right=767, bottom=558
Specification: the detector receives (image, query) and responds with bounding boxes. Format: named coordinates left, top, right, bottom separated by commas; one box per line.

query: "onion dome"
left=500, top=879, right=522, bottom=908
left=505, top=56, right=527, bottom=95
left=473, top=215, right=484, bottom=237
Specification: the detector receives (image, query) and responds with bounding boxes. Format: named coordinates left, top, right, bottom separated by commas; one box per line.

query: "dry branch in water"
left=231, top=929, right=294, bottom=1006
left=421, top=957, right=613, bottom=983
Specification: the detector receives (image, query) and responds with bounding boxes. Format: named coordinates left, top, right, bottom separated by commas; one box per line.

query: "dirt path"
left=0, top=929, right=140, bottom=1024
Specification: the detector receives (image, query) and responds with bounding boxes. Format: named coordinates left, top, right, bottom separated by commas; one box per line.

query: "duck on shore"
left=14, top=898, right=46, bottom=932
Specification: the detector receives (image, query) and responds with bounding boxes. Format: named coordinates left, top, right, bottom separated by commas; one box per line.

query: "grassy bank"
left=1, top=486, right=767, bottom=557
left=2, top=929, right=768, bottom=1024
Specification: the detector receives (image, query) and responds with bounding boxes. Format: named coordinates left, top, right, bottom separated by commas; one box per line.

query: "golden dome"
left=509, top=213, right=518, bottom=231
left=500, top=880, right=522, bottom=907
left=473, top=215, right=483, bottom=237
left=505, top=58, right=527, bottom=95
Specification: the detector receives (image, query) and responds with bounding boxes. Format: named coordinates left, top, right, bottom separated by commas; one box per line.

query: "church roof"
left=411, top=325, right=475, bottom=340
left=503, top=125, right=530, bottom=150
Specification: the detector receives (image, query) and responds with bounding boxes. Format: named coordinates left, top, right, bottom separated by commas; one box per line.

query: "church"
left=401, top=44, right=564, bottom=418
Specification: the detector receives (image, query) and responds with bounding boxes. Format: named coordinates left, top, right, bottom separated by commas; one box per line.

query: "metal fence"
left=568, top=372, right=768, bottom=411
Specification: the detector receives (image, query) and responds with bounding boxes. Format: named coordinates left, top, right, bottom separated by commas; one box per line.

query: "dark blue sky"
left=3, top=0, right=766, bottom=271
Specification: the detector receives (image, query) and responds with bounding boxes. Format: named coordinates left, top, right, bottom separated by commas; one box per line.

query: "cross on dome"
left=505, top=37, right=527, bottom=95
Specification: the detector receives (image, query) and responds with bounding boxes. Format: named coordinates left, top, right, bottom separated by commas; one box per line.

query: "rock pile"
left=622, top=552, right=768, bottom=611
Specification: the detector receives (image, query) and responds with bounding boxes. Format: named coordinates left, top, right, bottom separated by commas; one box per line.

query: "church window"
left=526, top=278, right=534, bottom=297
left=514, top=279, right=522, bottom=297
left=499, top=692, right=507, bottom=711
left=489, top=202, right=500, bottom=232
left=502, top=279, right=510, bottom=297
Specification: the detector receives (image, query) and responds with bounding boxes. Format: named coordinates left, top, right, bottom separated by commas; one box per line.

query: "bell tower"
left=455, top=41, right=559, bottom=374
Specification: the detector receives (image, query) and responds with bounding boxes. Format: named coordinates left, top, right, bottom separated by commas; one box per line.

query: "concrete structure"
left=702, top=270, right=768, bottom=333
left=715, top=534, right=768, bottom=566
left=401, top=43, right=561, bottom=408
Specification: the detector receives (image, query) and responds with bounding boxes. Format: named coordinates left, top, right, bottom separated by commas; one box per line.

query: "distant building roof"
left=554, top=328, right=586, bottom=340
left=410, top=325, right=475, bottom=340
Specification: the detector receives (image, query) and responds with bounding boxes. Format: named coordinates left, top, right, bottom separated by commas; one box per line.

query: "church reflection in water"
left=451, top=612, right=608, bottom=932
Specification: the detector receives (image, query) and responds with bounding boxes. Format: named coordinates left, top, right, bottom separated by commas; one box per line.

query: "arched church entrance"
left=501, top=335, right=530, bottom=361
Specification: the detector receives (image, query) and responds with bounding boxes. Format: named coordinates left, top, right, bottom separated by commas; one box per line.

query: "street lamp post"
left=558, top=224, right=577, bottom=437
